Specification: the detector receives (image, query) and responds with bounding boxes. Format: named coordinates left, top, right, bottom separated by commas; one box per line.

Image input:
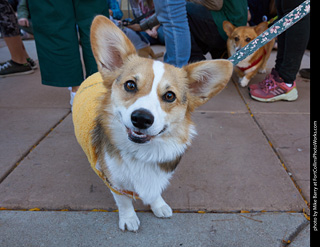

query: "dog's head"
left=91, top=16, right=232, bottom=158
left=223, top=21, right=268, bottom=55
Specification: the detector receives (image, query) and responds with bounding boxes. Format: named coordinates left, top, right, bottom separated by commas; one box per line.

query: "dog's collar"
left=105, top=177, right=140, bottom=200
left=95, top=167, right=140, bottom=200
left=236, top=49, right=266, bottom=72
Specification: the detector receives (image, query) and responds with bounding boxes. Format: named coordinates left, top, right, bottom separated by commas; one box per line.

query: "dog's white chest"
left=103, top=152, right=173, bottom=204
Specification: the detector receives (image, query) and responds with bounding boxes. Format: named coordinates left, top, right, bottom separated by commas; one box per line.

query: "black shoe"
left=0, top=60, right=34, bottom=78
left=27, top=57, right=37, bottom=69
left=299, top=68, right=310, bottom=79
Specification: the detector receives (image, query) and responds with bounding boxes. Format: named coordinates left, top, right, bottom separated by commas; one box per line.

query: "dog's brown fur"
left=138, top=46, right=164, bottom=59
left=76, top=15, right=234, bottom=232
left=223, top=21, right=275, bottom=87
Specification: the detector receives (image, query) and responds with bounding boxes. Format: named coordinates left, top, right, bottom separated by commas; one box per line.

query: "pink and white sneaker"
left=248, top=69, right=278, bottom=91
left=249, top=69, right=298, bottom=102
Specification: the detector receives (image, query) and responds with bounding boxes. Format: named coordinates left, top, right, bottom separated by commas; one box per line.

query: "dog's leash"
left=228, top=0, right=310, bottom=66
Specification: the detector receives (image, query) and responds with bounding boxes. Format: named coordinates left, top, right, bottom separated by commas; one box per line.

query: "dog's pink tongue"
left=134, top=131, right=144, bottom=135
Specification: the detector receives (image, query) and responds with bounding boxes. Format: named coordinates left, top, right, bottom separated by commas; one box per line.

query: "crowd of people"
left=0, top=0, right=310, bottom=105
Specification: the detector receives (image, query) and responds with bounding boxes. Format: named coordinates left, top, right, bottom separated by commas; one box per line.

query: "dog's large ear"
left=90, top=15, right=136, bottom=76
left=184, top=60, right=233, bottom=110
left=254, top=21, right=268, bottom=35
left=223, top=21, right=235, bottom=38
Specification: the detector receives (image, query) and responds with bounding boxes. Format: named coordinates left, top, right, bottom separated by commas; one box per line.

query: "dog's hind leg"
left=112, top=192, right=140, bottom=232
left=150, top=195, right=173, bottom=218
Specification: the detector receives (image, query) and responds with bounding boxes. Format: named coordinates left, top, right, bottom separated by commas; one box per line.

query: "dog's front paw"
left=152, top=204, right=173, bottom=218
left=119, top=214, right=140, bottom=232
left=258, top=68, right=267, bottom=74
left=150, top=196, right=173, bottom=218
left=239, top=77, right=249, bottom=87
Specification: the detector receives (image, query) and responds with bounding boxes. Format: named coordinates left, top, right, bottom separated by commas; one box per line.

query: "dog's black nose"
left=131, top=109, right=154, bottom=129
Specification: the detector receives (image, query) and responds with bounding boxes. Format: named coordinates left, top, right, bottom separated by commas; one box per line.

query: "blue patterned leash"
left=228, top=0, right=310, bottom=65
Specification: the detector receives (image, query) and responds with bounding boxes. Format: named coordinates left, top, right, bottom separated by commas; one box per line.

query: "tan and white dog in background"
left=73, top=16, right=233, bottom=232
left=223, top=21, right=275, bottom=87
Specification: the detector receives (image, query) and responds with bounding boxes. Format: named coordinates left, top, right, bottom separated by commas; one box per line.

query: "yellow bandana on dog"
left=72, top=72, right=140, bottom=199
left=73, top=72, right=104, bottom=169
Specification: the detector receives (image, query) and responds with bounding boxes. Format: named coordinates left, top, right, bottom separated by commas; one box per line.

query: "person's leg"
left=75, top=0, right=109, bottom=79
left=187, top=4, right=207, bottom=64
left=156, top=25, right=165, bottom=45
left=0, top=0, right=33, bottom=76
left=275, top=0, right=310, bottom=84
left=274, top=0, right=285, bottom=71
left=28, top=0, right=84, bottom=88
left=186, top=2, right=226, bottom=62
left=0, top=35, right=34, bottom=77
left=153, top=0, right=190, bottom=67
left=4, top=36, right=29, bottom=64
left=0, top=0, right=30, bottom=64
left=249, top=0, right=309, bottom=102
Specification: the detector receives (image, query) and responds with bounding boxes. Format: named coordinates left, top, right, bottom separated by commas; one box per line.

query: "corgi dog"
left=223, top=21, right=275, bottom=87
left=73, top=15, right=233, bottom=232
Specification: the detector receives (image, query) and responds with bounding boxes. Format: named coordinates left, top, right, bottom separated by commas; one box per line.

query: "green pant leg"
left=77, top=21, right=97, bottom=78
left=74, top=0, right=109, bottom=78
left=28, top=0, right=84, bottom=87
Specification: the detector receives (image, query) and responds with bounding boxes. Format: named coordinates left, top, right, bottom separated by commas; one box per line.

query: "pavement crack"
left=0, top=111, right=71, bottom=184
left=232, top=80, right=310, bottom=210
left=281, top=220, right=309, bottom=246
left=239, top=214, right=263, bottom=223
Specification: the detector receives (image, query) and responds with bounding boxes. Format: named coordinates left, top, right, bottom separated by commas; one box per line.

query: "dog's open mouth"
left=126, top=126, right=167, bottom=144
left=127, top=128, right=152, bottom=144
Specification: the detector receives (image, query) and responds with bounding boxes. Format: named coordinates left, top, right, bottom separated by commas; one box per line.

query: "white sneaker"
left=68, top=87, right=77, bottom=110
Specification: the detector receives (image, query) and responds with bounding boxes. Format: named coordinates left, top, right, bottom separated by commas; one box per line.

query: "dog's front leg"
left=240, top=70, right=258, bottom=87
left=239, top=76, right=250, bottom=87
left=150, top=195, right=173, bottom=218
left=112, top=192, right=140, bottom=232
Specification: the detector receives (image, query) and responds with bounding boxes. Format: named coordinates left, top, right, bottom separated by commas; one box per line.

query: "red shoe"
left=249, top=71, right=298, bottom=102
left=248, top=68, right=278, bottom=91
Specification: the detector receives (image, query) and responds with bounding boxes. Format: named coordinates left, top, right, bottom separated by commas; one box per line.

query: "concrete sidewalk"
left=0, top=40, right=311, bottom=246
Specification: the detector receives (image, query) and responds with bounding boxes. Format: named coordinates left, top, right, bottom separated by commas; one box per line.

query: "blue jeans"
left=153, top=0, right=190, bottom=67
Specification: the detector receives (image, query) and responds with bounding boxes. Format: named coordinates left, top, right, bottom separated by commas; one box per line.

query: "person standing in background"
left=249, top=0, right=310, bottom=102
left=0, top=0, right=36, bottom=77
left=152, top=0, right=190, bottom=67
left=27, top=0, right=109, bottom=106
left=128, top=0, right=191, bottom=67
left=186, top=0, right=248, bottom=62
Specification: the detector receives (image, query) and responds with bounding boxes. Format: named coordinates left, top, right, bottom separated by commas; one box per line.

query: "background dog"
left=137, top=46, right=164, bottom=59
left=73, top=15, right=233, bottom=232
left=223, top=21, right=275, bottom=87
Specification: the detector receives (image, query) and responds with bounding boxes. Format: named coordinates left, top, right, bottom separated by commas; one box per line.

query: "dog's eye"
left=162, top=91, right=176, bottom=103
left=124, top=80, right=137, bottom=92
left=234, top=37, right=239, bottom=42
left=245, top=37, right=251, bottom=42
